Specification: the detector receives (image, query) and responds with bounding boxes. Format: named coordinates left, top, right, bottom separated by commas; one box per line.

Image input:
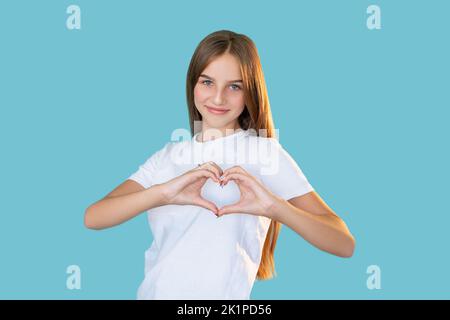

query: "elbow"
left=339, top=234, right=356, bottom=258
left=84, top=205, right=102, bottom=230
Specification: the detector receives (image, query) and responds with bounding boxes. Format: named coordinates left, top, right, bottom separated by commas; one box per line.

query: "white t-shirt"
left=127, top=129, right=314, bottom=299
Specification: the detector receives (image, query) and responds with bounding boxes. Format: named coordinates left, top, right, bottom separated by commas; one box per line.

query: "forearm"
left=271, top=198, right=355, bottom=257
left=84, top=184, right=167, bottom=230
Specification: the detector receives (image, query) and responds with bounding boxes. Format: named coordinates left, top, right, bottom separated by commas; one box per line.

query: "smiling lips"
left=205, top=105, right=230, bottom=115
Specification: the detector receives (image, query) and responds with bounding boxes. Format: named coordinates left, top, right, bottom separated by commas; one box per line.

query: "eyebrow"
left=199, top=74, right=243, bottom=83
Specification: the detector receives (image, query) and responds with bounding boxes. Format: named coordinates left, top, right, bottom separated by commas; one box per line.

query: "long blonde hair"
left=186, top=30, right=281, bottom=280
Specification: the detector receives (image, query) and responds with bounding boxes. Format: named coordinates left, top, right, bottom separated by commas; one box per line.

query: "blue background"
left=0, top=0, right=449, bottom=299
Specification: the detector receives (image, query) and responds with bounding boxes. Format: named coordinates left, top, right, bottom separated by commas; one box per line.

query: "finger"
left=222, top=166, right=248, bottom=181
left=221, top=172, right=250, bottom=186
left=198, top=162, right=222, bottom=181
left=218, top=203, right=242, bottom=216
left=223, top=165, right=247, bottom=174
left=194, top=198, right=219, bottom=215
left=194, top=161, right=222, bottom=179
left=192, top=168, right=219, bottom=183
left=203, top=168, right=221, bottom=182
left=204, top=161, right=224, bottom=178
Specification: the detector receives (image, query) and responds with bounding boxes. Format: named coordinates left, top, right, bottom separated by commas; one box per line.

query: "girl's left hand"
left=217, top=166, right=281, bottom=218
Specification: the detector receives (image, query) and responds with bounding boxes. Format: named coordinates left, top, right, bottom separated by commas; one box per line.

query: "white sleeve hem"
left=127, top=176, right=150, bottom=189
left=279, top=184, right=314, bottom=201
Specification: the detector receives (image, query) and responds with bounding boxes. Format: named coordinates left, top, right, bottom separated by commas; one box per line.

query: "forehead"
left=202, top=54, right=242, bottom=80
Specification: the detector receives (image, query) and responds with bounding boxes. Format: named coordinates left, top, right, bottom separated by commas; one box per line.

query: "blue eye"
left=230, top=84, right=241, bottom=91
left=202, top=80, right=213, bottom=86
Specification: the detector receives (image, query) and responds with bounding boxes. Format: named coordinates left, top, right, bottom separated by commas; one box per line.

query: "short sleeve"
left=259, top=139, right=314, bottom=200
left=127, top=144, right=168, bottom=189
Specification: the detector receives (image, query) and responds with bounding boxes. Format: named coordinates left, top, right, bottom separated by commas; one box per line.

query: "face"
left=193, top=53, right=246, bottom=132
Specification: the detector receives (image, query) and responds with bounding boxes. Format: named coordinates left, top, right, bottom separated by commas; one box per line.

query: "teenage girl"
left=85, top=30, right=356, bottom=300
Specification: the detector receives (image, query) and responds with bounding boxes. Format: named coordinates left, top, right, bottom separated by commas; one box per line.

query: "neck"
left=198, top=122, right=242, bottom=142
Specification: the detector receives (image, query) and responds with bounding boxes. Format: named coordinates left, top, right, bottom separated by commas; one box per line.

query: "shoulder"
left=152, top=138, right=193, bottom=164
left=141, top=140, right=177, bottom=164
left=152, top=140, right=182, bottom=159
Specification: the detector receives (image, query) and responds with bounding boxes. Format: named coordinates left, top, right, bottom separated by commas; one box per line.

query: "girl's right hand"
left=160, top=161, right=224, bottom=215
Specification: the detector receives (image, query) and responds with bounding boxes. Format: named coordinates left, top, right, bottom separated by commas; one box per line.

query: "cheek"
left=229, top=92, right=245, bottom=111
left=194, top=84, right=208, bottom=103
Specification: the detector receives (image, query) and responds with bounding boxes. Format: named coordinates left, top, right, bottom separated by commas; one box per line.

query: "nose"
left=212, top=87, right=226, bottom=106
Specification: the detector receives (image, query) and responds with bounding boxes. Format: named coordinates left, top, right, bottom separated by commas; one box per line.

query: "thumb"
left=194, top=197, right=219, bottom=215
left=218, top=204, right=242, bottom=217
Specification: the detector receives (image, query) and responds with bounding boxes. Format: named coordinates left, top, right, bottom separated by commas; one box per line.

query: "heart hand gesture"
left=217, top=166, right=280, bottom=218
left=160, top=161, right=224, bottom=215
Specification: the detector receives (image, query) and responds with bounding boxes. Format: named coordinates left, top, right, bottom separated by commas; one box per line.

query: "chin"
left=205, top=117, right=236, bottom=128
